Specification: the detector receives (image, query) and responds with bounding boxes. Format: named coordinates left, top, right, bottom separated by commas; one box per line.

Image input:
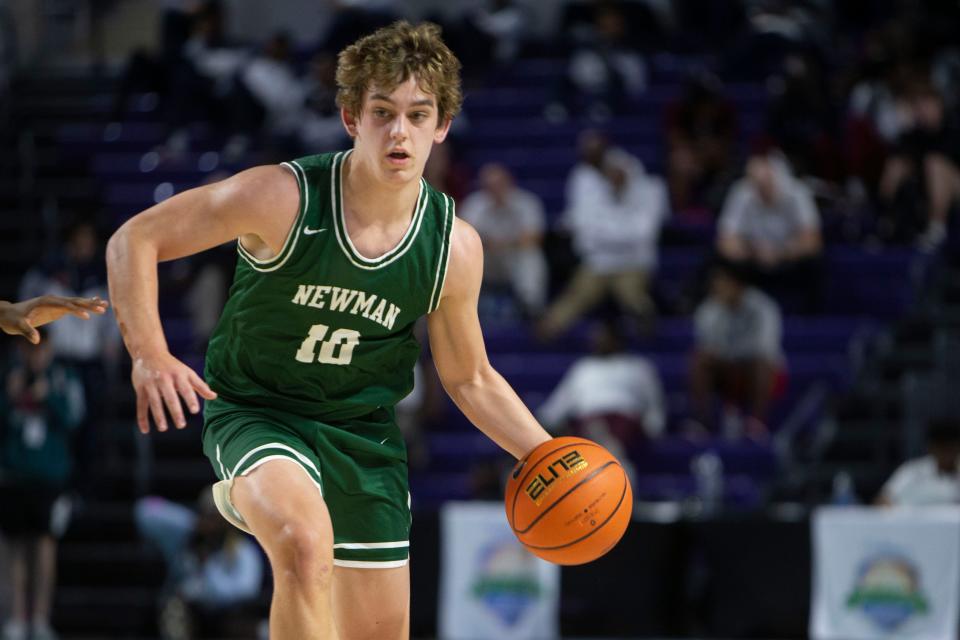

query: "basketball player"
left=0, top=295, right=108, bottom=344
left=106, top=21, right=552, bottom=639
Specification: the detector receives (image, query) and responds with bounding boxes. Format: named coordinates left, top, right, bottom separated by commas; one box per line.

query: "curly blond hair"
left=336, top=21, right=463, bottom=125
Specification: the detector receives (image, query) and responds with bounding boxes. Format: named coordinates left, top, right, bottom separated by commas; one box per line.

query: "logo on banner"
left=846, top=551, right=929, bottom=631
left=471, top=537, right=542, bottom=627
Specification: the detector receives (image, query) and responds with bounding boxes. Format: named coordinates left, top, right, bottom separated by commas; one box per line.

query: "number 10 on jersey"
left=295, top=323, right=361, bottom=365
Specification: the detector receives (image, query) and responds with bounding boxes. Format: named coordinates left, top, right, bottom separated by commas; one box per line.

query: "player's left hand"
left=0, top=295, right=109, bottom=344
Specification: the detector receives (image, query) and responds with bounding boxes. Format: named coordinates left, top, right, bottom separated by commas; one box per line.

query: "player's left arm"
left=428, top=219, right=552, bottom=460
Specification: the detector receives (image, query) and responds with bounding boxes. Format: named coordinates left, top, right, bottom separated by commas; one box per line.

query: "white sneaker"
left=30, top=621, right=58, bottom=640
left=722, top=406, right=744, bottom=441
left=1, top=620, right=26, bottom=640
left=211, top=479, right=253, bottom=534
left=917, top=222, right=947, bottom=252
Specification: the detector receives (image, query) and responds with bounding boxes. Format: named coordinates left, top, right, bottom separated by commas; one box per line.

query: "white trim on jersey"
left=429, top=193, right=454, bottom=312
left=237, top=160, right=310, bottom=272
left=331, top=150, right=429, bottom=270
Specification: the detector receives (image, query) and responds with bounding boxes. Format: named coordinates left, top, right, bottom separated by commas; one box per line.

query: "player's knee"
left=271, top=523, right=334, bottom=590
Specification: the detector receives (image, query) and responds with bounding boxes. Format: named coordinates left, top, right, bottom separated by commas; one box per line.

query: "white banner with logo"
left=439, top=501, right=560, bottom=640
left=811, top=506, right=960, bottom=640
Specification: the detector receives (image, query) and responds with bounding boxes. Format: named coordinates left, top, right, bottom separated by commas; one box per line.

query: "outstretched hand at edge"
left=0, top=295, right=109, bottom=344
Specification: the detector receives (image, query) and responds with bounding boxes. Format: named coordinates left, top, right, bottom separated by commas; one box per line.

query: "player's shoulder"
left=214, top=163, right=298, bottom=208
left=450, top=215, right=480, bottom=253
left=440, top=216, right=483, bottom=298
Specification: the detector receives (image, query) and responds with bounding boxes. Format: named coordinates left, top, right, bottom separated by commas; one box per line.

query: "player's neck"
left=342, top=153, right=421, bottom=226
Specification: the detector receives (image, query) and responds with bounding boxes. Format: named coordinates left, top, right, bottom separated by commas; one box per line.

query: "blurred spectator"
left=465, top=0, right=526, bottom=64
left=845, top=24, right=914, bottom=147
left=0, top=334, right=84, bottom=640
left=538, top=131, right=667, bottom=340
left=299, top=52, right=350, bottom=153
left=460, top=163, right=549, bottom=315
left=19, top=221, right=120, bottom=496
left=445, top=0, right=528, bottom=78
left=876, top=419, right=960, bottom=506
left=159, top=171, right=234, bottom=348
left=111, top=0, right=199, bottom=122
left=423, top=140, right=471, bottom=202
left=394, top=320, right=446, bottom=471
left=688, top=261, right=784, bottom=440
left=544, top=1, right=647, bottom=123
left=166, top=247, right=232, bottom=349
left=230, top=41, right=348, bottom=159
left=227, top=31, right=302, bottom=160
left=843, top=42, right=900, bottom=201
left=931, top=45, right=960, bottom=112
left=716, top=146, right=823, bottom=311
left=766, top=54, right=841, bottom=181
left=538, top=320, right=665, bottom=469
left=878, top=83, right=960, bottom=250
left=318, top=0, right=398, bottom=55
left=723, top=0, right=832, bottom=81
left=395, top=360, right=429, bottom=470
left=162, top=1, right=251, bottom=155
left=135, top=488, right=264, bottom=640
left=665, top=71, right=736, bottom=213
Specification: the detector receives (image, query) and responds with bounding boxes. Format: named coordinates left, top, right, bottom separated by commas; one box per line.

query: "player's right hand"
left=131, top=351, right=217, bottom=434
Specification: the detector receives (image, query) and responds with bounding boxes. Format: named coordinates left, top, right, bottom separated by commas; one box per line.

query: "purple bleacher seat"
left=91, top=151, right=230, bottom=186
left=466, top=117, right=664, bottom=147
left=632, top=473, right=762, bottom=507
left=103, top=182, right=192, bottom=208
left=409, top=472, right=475, bottom=505
left=59, top=122, right=165, bottom=146
left=488, top=351, right=847, bottom=396
left=634, top=437, right=778, bottom=478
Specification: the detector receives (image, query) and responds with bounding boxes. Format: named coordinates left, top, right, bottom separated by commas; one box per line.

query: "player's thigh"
left=232, top=459, right=335, bottom=565
left=202, top=405, right=331, bottom=547
left=332, top=564, right=410, bottom=640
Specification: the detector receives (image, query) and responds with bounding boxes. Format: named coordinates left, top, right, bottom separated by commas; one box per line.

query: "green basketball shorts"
left=202, top=398, right=411, bottom=568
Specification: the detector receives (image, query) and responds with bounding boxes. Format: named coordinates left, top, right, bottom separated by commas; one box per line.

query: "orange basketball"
left=505, top=436, right=633, bottom=565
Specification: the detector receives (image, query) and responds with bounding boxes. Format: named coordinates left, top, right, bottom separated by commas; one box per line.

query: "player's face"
left=344, top=76, right=451, bottom=185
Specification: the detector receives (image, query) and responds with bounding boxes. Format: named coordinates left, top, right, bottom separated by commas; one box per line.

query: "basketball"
left=505, top=436, right=633, bottom=565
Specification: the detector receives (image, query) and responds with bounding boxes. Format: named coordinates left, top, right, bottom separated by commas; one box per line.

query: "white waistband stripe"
left=333, top=541, right=410, bottom=549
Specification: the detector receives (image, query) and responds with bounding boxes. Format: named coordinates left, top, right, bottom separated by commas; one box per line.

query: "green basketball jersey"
left=204, top=150, right=454, bottom=421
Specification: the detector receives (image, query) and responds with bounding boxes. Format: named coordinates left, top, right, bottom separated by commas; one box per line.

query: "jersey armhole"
left=236, top=161, right=308, bottom=273
left=428, top=194, right=455, bottom=313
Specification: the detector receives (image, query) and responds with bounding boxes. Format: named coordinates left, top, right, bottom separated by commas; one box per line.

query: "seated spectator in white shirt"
left=877, top=419, right=960, bottom=506
left=716, top=145, right=823, bottom=311
left=538, top=320, right=665, bottom=472
left=538, top=130, right=668, bottom=340
left=230, top=32, right=305, bottom=155
left=460, top=163, right=549, bottom=315
left=136, top=487, right=265, bottom=638
left=688, top=261, right=785, bottom=440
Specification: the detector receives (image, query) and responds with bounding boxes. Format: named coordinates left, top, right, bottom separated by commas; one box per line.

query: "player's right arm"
left=106, top=165, right=299, bottom=434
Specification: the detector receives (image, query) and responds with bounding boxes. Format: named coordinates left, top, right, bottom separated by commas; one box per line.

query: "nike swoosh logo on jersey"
left=303, top=227, right=327, bottom=235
